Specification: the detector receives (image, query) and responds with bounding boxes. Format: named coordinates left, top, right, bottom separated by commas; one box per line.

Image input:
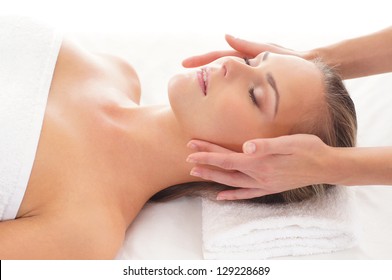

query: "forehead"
left=269, top=54, right=325, bottom=132
left=270, top=53, right=324, bottom=97
left=269, top=53, right=321, bottom=77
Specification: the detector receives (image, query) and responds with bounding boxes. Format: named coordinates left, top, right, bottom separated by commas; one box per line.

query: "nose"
left=222, top=57, right=254, bottom=79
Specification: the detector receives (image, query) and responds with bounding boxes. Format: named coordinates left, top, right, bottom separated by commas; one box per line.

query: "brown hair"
left=150, top=59, right=357, bottom=204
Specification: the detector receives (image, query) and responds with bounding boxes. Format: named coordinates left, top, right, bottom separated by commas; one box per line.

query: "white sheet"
left=69, top=32, right=392, bottom=260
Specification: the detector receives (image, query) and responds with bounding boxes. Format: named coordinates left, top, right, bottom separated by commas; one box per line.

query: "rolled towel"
left=202, top=188, right=358, bottom=259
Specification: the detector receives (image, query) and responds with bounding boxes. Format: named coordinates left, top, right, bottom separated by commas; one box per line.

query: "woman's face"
left=168, top=52, right=324, bottom=150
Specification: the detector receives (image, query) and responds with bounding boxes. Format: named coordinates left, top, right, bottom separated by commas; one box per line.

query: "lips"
left=197, top=68, right=208, bottom=95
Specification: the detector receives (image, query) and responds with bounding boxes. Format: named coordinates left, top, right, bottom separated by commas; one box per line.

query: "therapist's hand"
left=182, top=34, right=311, bottom=68
left=186, top=134, right=335, bottom=200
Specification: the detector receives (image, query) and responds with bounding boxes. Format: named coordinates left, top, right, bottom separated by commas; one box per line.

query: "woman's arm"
left=309, top=26, right=392, bottom=79
left=0, top=216, right=72, bottom=259
left=0, top=213, right=121, bottom=259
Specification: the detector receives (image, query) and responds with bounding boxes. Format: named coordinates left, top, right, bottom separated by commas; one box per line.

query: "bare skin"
left=0, top=39, right=197, bottom=259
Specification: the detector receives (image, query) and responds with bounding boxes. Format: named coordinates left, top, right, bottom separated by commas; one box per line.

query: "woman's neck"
left=114, top=104, right=201, bottom=223
left=129, top=105, right=198, bottom=192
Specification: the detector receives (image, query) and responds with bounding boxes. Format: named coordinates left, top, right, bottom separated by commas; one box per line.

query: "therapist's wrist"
left=319, top=146, right=348, bottom=186
left=302, top=47, right=339, bottom=72
left=327, top=147, right=361, bottom=186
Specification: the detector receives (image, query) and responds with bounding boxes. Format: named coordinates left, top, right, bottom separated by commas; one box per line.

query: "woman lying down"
left=0, top=17, right=356, bottom=259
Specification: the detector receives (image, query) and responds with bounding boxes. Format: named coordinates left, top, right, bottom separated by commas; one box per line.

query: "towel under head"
left=202, top=188, right=358, bottom=259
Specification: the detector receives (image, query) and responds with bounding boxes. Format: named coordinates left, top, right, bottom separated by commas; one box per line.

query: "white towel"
left=0, top=16, right=62, bottom=220
left=202, top=188, right=358, bottom=259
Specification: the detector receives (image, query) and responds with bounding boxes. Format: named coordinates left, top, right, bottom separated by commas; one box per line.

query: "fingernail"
left=216, top=195, right=226, bottom=201
left=190, top=168, right=201, bottom=177
left=244, top=142, right=256, bottom=154
left=227, top=34, right=241, bottom=41
left=187, top=142, right=198, bottom=150
left=186, top=156, right=196, bottom=163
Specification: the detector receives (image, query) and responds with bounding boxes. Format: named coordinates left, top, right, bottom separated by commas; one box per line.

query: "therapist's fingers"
left=182, top=50, right=243, bottom=68
left=217, top=188, right=269, bottom=201
left=242, top=136, right=300, bottom=156
left=226, top=35, right=301, bottom=58
left=225, top=35, right=266, bottom=57
left=187, top=139, right=235, bottom=154
left=190, top=166, right=260, bottom=189
left=187, top=151, right=249, bottom=171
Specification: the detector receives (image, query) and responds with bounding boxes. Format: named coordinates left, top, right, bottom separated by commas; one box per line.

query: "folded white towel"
left=202, top=188, right=358, bottom=259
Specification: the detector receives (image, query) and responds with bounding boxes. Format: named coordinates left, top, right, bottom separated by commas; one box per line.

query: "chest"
left=17, top=41, right=140, bottom=218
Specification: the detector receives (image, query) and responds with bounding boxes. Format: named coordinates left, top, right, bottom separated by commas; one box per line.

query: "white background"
left=2, top=0, right=391, bottom=38
left=1, top=0, right=392, bottom=273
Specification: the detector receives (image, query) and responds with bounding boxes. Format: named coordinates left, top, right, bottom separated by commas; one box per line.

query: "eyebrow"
left=262, top=52, right=280, bottom=118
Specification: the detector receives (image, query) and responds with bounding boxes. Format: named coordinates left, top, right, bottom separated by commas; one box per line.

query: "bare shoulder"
left=0, top=209, right=124, bottom=259
left=55, top=36, right=142, bottom=105
left=95, top=52, right=142, bottom=105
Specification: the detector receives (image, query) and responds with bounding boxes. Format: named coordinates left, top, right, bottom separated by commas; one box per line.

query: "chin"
left=168, top=72, right=199, bottom=106
left=167, top=75, right=181, bottom=110
left=168, top=74, right=186, bottom=100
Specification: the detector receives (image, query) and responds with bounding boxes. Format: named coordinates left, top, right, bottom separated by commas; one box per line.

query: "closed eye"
left=243, top=57, right=251, bottom=66
left=243, top=57, right=259, bottom=107
left=249, top=88, right=259, bottom=107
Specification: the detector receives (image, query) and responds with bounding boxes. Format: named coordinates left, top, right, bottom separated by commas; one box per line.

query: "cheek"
left=203, top=99, right=263, bottom=147
left=169, top=74, right=212, bottom=138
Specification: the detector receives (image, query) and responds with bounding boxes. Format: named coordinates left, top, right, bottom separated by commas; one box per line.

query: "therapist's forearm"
left=331, top=147, right=392, bottom=186
left=306, top=26, right=392, bottom=79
